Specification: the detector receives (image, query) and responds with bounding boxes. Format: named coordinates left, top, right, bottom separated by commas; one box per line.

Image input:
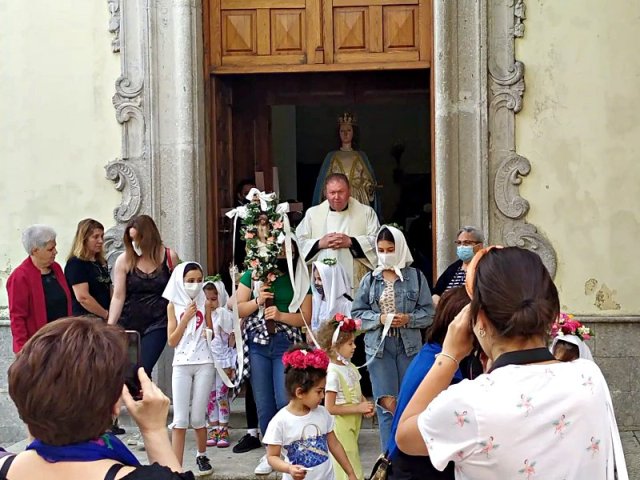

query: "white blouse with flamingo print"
left=417, top=359, right=626, bottom=480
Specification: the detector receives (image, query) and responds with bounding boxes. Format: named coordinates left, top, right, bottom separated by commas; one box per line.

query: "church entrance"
left=206, top=69, right=433, bottom=283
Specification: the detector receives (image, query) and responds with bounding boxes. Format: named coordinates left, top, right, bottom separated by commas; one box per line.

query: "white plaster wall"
left=516, top=0, right=640, bottom=315
left=0, top=0, right=121, bottom=315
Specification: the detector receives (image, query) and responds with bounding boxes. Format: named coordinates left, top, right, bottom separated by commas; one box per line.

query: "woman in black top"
left=108, top=215, right=180, bottom=379
left=431, top=226, right=483, bottom=306
left=65, top=219, right=112, bottom=320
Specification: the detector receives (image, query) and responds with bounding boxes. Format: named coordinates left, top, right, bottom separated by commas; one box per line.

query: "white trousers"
left=171, top=363, right=215, bottom=429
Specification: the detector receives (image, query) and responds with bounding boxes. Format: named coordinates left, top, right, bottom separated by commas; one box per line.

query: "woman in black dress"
left=65, top=219, right=112, bottom=320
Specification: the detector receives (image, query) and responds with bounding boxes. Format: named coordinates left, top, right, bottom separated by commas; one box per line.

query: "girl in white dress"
left=163, top=262, right=214, bottom=475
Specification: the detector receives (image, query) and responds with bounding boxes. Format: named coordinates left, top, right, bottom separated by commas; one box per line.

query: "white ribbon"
left=245, top=187, right=277, bottom=211
left=331, top=321, right=344, bottom=347
left=355, top=313, right=394, bottom=369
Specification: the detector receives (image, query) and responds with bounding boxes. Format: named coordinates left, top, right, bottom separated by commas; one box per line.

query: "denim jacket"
left=351, top=267, right=434, bottom=358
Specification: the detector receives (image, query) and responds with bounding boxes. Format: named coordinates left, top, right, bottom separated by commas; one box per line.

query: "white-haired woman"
left=431, top=226, right=484, bottom=306
left=6, top=224, right=72, bottom=353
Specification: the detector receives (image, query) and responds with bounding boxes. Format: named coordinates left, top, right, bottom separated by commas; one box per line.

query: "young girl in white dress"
left=310, top=259, right=352, bottom=335
left=163, top=261, right=214, bottom=475
left=203, top=277, right=237, bottom=448
left=263, top=344, right=358, bottom=480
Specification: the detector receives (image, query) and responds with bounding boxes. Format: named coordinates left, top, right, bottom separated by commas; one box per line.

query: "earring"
left=478, top=328, right=486, bottom=338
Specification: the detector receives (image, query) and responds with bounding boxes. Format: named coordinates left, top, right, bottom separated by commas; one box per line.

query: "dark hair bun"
left=471, top=247, right=559, bottom=338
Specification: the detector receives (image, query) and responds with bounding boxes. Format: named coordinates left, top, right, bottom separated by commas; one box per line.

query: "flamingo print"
left=454, top=410, right=470, bottom=427
left=553, top=414, right=571, bottom=438
left=586, top=437, right=601, bottom=457
left=518, top=459, right=536, bottom=479
left=517, top=394, right=534, bottom=416
left=479, top=436, right=500, bottom=458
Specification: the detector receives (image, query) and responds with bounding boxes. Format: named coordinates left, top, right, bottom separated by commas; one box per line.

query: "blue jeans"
left=248, top=332, right=292, bottom=435
left=367, top=336, right=414, bottom=450
left=141, top=328, right=168, bottom=380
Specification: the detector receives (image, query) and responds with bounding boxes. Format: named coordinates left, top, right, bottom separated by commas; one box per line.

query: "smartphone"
left=124, top=330, right=142, bottom=400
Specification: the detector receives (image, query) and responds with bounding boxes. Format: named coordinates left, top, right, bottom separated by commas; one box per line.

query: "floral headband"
left=322, top=258, right=337, bottom=266
left=551, top=313, right=594, bottom=342
left=204, top=274, right=221, bottom=283
left=282, top=348, right=329, bottom=371
left=331, top=313, right=362, bottom=346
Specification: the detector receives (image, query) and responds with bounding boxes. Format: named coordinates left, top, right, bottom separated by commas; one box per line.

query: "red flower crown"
left=282, top=348, right=330, bottom=371
left=550, top=313, right=594, bottom=342
left=333, top=313, right=362, bottom=332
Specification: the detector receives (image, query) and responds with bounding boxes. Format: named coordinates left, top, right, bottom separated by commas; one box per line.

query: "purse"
left=369, top=452, right=391, bottom=480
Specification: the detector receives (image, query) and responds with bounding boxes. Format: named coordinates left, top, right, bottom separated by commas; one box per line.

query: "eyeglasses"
left=454, top=240, right=481, bottom=246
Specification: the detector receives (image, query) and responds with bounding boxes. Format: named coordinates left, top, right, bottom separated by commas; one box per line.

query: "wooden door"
left=207, top=0, right=431, bottom=73
left=327, top=0, right=430, bottom=65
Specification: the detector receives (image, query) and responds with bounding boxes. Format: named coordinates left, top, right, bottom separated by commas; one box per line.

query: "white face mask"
left=132, top=241, right=143, bottom=257
left=184, top=282, right=203, bottom=299
left=378, top=252, right=398, bottom=269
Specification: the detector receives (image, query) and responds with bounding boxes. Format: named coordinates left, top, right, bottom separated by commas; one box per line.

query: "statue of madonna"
left=312, top=112, right=380, bottom=216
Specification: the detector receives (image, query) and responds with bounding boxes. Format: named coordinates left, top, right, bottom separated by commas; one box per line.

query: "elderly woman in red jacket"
left=6, top=224, right=72, bottom=353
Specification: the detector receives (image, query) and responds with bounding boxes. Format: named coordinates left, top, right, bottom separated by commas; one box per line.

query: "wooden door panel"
left=208, top=0, right=430, bottom=72
left=222, top=10, right=257, bottom=56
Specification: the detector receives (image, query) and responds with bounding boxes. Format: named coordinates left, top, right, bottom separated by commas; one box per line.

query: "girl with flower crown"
left=317, top=315, right=374, bottom=480
left=550, top=313, right=594, bottom=362
left=263, top=344, right=358, bottom=480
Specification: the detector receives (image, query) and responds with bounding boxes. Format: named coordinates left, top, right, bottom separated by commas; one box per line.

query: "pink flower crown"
left=550, top=313, right=594, bottom=342
left=333, top=313, right=362, bottom=333
left=282, top=348, right=330, bottom=371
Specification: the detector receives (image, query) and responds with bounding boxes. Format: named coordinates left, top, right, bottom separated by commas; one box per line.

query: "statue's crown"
left=337, top=112, right=357, bottom=126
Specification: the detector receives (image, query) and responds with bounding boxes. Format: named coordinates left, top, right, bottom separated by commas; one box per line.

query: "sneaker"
left=126, top=432, right=141, bottom=446
left=110, top=421, right=126, bottom=436
left=196, top=455, right=214, bottom=476
left=206, top=428, right=218, bottom=447
left=254, top=454, right=273, bottom=475
left=233, top=433, right=262, bottom=453
left=217, top=428, right=230, bottom=448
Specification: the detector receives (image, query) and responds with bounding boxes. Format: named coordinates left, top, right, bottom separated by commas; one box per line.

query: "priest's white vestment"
left=296, top=198, right=379, bottom=293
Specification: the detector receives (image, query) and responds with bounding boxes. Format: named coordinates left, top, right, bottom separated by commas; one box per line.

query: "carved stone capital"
left=107, top=0, right=121, bottom=52
left=103, top=224, right=125, bottom=271
left=105, top=159, right=142, bottom=223
left=514, top=0, right=526, bottom=38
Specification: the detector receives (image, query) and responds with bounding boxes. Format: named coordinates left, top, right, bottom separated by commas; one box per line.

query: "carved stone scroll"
left=104, top=159, right=142, bottom=223
left=107, top=0, right=121, bottom=52
left=487, top=0, right=557, bottom=277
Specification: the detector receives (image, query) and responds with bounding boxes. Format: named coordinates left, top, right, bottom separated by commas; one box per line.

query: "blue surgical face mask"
left=456, top=245, right=475, bottom=263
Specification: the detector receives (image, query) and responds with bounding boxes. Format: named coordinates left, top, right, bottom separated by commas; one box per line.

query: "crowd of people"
left=2, top=173, right=628, bottom=479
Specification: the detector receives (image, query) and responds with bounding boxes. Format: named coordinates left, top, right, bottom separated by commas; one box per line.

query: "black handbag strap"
left=0, top=455, right=16, bottom=480
left=488, top=347, right=556, bottom=373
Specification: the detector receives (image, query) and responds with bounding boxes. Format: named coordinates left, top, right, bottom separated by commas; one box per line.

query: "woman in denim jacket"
left=351, top=225, right=434, bottom=450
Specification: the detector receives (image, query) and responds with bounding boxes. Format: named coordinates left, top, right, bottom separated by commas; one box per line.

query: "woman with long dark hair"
left=397, top=247, right=628, bottom=479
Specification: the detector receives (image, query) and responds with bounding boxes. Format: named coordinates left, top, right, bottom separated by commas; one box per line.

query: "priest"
left=296, top=173, right=379, bottom=294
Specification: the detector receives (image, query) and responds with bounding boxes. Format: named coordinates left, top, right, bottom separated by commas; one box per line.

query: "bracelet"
left=435, top=352, right=459, bottom=367
left=255, top=298, right=260, bottom=307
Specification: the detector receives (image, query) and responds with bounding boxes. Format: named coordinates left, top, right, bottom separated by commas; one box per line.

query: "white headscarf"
left=311, top=260, right=352, bottom=331
left=203, top=278, right=232, bottom=333
left=162, top=261, right=206, bottom=339
left=550, top=334, right=594, bottom=361
left=372, top=225, right=414, bottom=281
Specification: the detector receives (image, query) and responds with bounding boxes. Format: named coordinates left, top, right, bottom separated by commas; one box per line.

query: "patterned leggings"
left=207, top=372, right=230, bottom=424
